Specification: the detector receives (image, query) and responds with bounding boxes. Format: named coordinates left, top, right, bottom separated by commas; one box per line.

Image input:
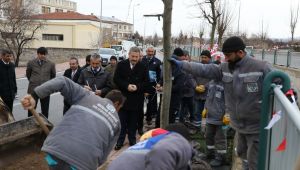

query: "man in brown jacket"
left=26, top=47, right=56, bottom=118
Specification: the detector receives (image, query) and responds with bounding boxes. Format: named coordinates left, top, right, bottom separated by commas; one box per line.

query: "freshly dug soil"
left=2, top=151, right=48, bottom=170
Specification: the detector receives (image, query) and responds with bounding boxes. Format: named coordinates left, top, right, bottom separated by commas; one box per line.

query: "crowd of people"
left=0, top=36, right=275, bottom=170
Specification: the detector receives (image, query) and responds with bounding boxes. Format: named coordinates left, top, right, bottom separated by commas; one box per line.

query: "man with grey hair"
left=114, top=46, right=150, bottom=150
left=140, top=46, right=161, bottom=132
left=78, top=53, right=112, bottom=97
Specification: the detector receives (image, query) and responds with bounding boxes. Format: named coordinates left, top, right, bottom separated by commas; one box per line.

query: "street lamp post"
left=133, top=3, right=140, bottom=33
left=98, top=0, right=103, bottom=48
left=237, top=0, right=241, bottom=35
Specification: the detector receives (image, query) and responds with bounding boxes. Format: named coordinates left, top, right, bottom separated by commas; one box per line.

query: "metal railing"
left=258, top=71, right=300, bottom=170
left=251, top=49, right=300, bottom=69
left=177, top=46, right=300, bottom=69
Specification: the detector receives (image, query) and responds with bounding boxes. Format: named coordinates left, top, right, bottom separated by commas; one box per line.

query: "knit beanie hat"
left=200, top=50, right=211, bottom=58
left=173, top=47, right=184, bottom=57
left=222, top=36, right=246, bottom=53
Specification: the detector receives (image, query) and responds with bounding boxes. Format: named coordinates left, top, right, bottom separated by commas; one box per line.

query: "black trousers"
left=179, top=96, right=195, bottom=122
left=137, top=107, right=144, bottom=130
left=145, top=93, right=158, bottom=121
left=117, top=109, right=139, bottom=145
left=1, top=97, right=14, bottom=112
left=155, top=100, right=177, bottom=128
left=28, top=96, right=50, bottom=118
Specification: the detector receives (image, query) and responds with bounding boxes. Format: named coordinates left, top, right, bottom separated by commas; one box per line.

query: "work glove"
left=195, top=85, right=205, bottom=93
left=202, top=108, right=207, bottom=118
left=168, top=58, right=183, bottom=69
left=222, top=113, right=230, bottom=125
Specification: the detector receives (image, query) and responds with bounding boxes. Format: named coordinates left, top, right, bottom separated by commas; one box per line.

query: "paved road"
left=12, top=50, right=163, bottom=126
left=13, top=72, right=64, bottom=125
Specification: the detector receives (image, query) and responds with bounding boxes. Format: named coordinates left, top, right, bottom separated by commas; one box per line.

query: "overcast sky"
left=72, top=0, right=299, bottom=39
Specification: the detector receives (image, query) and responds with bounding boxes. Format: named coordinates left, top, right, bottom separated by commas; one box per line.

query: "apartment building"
left=101, top=16, right=133, bottom=41
left=30, top=12, right=107, bottom=49
left=26, top=0, right=77, bottom=14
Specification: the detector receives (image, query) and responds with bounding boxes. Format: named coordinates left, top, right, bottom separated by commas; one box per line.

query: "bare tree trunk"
left=217, top=33, right=223, bottom=48
left=210, top=23, right=216, bottom=49
left=290, top=4, right=299, bottom=44
left=161, top=0, right=173, bottom=128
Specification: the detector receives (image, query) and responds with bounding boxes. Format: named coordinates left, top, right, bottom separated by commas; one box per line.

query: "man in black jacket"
left=114, top=46, right=150, bottom=150
left=78, top=53, right=112, bottom=97
left=62, top=57, right=81, bottom=114
left=141, top=47, right=161, bottom=127
left=155, top=48, right=185, bottom=127
left=0, top=49, right=17, bottom=112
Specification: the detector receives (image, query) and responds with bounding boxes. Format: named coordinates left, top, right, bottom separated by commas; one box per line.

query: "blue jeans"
left=194, top=99, right=205, bottom=123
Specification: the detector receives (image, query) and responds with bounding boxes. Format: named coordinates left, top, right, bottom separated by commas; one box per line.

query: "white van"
left=111, top=45, right=126, bottom=60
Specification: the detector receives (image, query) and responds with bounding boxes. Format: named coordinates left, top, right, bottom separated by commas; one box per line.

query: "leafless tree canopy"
left=217, top=1, right=232, bottom=48
left=199, top=21, right=205, bottom=44
left=259, top=19, right=268, bottom=42
left=195, top=0, right=221, bottom=48
left=290, top=4, right=299, bottom=44
left=0, top=0, right=43, bottom=66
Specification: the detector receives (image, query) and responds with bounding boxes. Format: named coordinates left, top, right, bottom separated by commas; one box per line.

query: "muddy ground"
left=2, top=151, right=47, bottom=170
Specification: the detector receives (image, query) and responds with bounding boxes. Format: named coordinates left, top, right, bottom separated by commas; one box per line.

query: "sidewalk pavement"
left=15, top=58, right=86, bottom=79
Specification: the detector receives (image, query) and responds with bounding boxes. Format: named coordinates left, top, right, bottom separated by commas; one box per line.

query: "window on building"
left=124, top=26, right=127, bottom=30
left=42, top=34, right=64, bottom=41
left=119, top=25, right=122, bottom=30
left=42, top=6, right=51, bottom=14
left=55, top=9, right=63, bottom=12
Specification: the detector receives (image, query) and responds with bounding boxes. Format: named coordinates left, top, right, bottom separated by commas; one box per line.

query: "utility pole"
left=143, top=0, right=173, bottom=128
left=99, top=0, right=103, bottom=47
left=237, top=0, right=241, bottom=35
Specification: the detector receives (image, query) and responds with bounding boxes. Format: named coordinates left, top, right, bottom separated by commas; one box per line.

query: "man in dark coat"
left=62, top=57, right=81, bottom=114
left=0, top=49, right=17, bottom=112
left=26, top=47, right=56, bottom=118
left=114, top=46, right=150, bottom=150
left=141, top=47, right=162, bottom=127
left=78, top=53, right=112, bottom=97
left=155, top=48, right=186, bottom=127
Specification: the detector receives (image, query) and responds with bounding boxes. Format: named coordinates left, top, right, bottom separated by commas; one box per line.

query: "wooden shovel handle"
left=29, top=108, right=50, bottom=135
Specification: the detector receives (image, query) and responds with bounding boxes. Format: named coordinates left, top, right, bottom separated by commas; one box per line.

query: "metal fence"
left=178, top=46, right=300, bottom=69
left=258, top=71, right=300, bottom=170
left=251, top=49, right=300, bottom=69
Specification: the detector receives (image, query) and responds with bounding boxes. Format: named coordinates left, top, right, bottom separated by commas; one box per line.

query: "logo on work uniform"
left=246, top=83, right=258, bottom=93
left=106, top=104, right=116, bottom=113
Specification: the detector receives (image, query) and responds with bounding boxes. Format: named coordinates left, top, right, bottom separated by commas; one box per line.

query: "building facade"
left=30, top=12, right=106, bottom=49
left=101, top=16, right=133, bottom=42
left=26, top=0, right=77, bottom=14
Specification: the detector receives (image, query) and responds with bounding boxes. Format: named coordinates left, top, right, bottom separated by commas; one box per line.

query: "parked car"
left=111, top=45, right=126, bottom=60
left=98, top=48, right=118, bottom=66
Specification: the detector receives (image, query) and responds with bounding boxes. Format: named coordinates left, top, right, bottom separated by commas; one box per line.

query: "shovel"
left=29, top=108, right=50, bottom=135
